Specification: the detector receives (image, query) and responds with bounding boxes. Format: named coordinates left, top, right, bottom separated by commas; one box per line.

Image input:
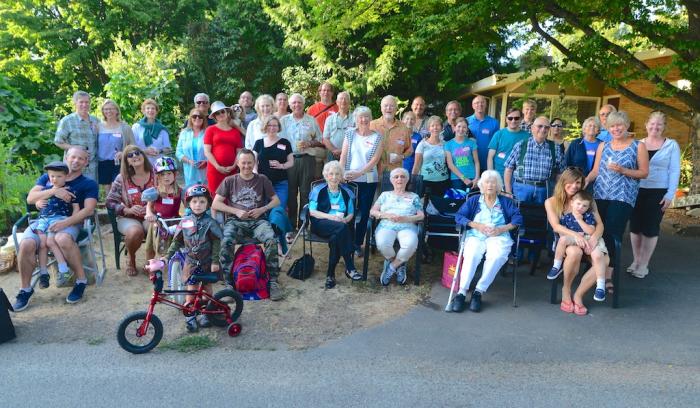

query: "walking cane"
left=279, top=221, right=306, bottom=267
left=445, top=230, right=467, bottom=312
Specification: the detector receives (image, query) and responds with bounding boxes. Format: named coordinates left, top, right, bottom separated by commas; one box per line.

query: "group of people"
left=12, top=85, right=681, bottom=320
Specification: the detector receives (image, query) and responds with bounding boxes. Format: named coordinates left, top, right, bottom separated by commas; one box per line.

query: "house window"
left=551, top=99, right=598, bottom=127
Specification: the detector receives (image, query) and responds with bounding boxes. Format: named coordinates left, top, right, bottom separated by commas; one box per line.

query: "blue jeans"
left=273, top=180, right=289, bottom=210
left=354, top=182, right=378, bottom=248
left=512, top=181, right=548, bottom=204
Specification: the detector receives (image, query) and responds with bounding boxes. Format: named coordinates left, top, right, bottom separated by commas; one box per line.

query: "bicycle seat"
left=190, top=273, right=219, bottom=284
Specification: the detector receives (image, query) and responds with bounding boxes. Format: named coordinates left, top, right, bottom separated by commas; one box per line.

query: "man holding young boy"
left=13, top=147, right=99, bottom=311
left=213, top=149, right=283, bottom=301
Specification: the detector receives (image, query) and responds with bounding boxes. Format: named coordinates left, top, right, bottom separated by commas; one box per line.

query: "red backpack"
left=231, top=244, right=269, bottom=300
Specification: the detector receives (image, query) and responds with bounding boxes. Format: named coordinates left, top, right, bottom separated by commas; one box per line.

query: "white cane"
left=445, top=230, right=467, bottom=312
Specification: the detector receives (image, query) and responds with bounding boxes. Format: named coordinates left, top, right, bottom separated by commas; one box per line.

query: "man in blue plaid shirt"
left=503, top=116, right=564, bottom=203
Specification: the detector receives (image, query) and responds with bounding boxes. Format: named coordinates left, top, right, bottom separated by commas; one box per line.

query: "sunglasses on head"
left=506, top=116, right=521, bottom=121
left=195, top=100, right=209, bottom=105
left=126, top=151, right=142, bottom=158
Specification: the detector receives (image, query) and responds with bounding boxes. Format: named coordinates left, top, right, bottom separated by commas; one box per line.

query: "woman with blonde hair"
left=245, top=94, right=275, bottom=149
left=132, top=98, right=171, bottom=166
left=545, top=167, right=608, bottom=315
left=97, top=99, right=135, bottom=192
left=176, top=108, right=208, bottom=187
left=628, top=111, right=681, bottom=278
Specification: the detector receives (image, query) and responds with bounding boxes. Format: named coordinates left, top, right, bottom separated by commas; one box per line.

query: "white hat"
left=209, top=101, right=229, bottom=119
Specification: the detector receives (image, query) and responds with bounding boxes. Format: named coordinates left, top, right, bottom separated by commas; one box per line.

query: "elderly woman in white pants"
left=452, top=170, right=522, bottom=313
left=370, top=167, right=424, bottom=286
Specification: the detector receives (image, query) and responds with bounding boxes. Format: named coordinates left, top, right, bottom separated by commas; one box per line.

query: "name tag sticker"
left=162, top=197, right=174, bottom=205
left=482, top=129, right=490, bottom=134
left=181, top=219, right=195, bottom=229
left=277, top=144, right=286, bottom=150
left=497, top=152, right=506, bottom=159
left=127, top=188, right=139, bottom=194
left=586, top=150, right=596, bottom=156
left=334, top=211, right=344, bottom=216
left=113, top=133, right=122, bottom=138
left=331, top=204, right=340, bottom=210
left=396, top=140, right=405, bottom=145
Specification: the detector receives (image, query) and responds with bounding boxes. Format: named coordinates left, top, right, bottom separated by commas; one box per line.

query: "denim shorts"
left=24, top=218, right=79, bottom=246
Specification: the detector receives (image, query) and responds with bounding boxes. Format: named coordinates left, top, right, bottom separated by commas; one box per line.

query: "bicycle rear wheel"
left=207, top=288, right=244, bottom=327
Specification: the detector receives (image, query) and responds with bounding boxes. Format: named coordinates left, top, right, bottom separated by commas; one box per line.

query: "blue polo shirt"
left=597, top=129, right=612, bottom=142
left=467, top=114, right=499, bottom=172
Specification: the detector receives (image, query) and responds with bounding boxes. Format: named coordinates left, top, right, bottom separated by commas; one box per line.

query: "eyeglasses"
left=191, top=115, right=204, bottom=120
left=506, top=116, right=521, bottom=121
left=195, top=100, right=209, bottom=105
left=266, top=123, right=280, bottom=128
left=551, top=124, right=564, bottom=128
left=534, top=124, right=551, bottom=130
left=126, top=151, right=142, bottom=158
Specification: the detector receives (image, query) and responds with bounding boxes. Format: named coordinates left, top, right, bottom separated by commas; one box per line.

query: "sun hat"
left=209, top=101, right=229, bottom=119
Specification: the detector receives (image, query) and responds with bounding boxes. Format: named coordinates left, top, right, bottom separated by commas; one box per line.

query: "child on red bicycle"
left=145, top=156, right=183, bottom=260
left=164, top=184, right=223, bottom=332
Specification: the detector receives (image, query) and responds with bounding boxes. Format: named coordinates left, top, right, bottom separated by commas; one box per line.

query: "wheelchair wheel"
left=227, top=323, right=242, bottom=337
left=208, top=288, right=244, bottom=327
left=168, top=259, right=185, bottom=305
left=116, top=311, right=163, bottom=354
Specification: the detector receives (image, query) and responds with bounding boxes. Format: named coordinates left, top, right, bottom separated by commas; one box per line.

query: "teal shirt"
left=488, top=128, right=530, bottom=176
left=445, top=137, right=478, bottom=179
left=309, top=189, right=354, bottom=217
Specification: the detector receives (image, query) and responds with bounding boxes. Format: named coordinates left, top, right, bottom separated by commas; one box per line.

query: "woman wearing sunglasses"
left=106, top=145, right=156, bottom=276
left=176, top=108, right=208, bottom=188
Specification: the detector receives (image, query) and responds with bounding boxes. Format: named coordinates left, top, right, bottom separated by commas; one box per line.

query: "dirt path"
left=1, top=228, right=438, bottom=350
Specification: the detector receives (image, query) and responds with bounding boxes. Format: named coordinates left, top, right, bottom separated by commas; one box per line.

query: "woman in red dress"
left=204, top=101, right=244, bottom=193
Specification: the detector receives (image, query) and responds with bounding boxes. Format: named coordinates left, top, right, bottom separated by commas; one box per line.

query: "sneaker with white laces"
left=198, top=314, right=212, bottom=328
left=380, top=260, right=396, bottom=286
left=13, top=289, right=34, bottom=312
left=547, top=266, right=562, bottom=280
left=593, top=287, right=606, bottom=302
left=396, top=263, right=407, bottom=285
left=66, top=282, right=86, bottom=304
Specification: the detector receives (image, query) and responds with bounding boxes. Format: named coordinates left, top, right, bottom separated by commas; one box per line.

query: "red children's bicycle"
left=117, top=259, right=244, bottom=354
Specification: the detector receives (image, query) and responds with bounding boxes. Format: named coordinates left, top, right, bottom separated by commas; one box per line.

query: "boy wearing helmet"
left=164, top=183, right=223, bottom=332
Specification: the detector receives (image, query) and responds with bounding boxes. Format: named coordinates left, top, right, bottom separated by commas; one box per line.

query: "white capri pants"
left=459, top=235, right=513, bottom=294
left=375, top=228, right=419, bottom=263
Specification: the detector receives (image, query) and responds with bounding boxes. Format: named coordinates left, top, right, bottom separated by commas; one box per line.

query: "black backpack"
left=0, top=288, right=16, bottom=344
left=287, top=254, right=315, bottom=280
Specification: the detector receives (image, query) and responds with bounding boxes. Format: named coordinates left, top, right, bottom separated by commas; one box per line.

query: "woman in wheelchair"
left=106, top=145, right=156, bottom=276
left=308, top=160, right=360, bottom=289
left=453, top=170, right=522, bottom=313
left=369, top=167, right=424, bottom=286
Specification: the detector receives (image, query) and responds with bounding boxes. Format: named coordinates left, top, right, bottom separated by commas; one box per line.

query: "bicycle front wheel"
left=116, top=311, right=163, bottom=354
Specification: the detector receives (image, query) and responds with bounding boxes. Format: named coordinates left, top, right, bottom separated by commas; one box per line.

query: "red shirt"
left=307, top=102, right=338, bottom=133
left=204, top=125, right=243, bottom=193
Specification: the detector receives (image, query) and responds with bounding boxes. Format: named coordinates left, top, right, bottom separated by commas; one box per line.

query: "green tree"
left=0, top=0, right=214, bottom=108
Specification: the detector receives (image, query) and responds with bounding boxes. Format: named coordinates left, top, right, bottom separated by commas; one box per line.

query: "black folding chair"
left=512, top=201, right=549, bottom=276
left=299, top=180, right=359, bottom=279
left=362, top=171, right=424, bottom=284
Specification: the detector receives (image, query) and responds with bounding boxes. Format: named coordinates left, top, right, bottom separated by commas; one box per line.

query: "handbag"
left=287, top=254, right=315, bottom=280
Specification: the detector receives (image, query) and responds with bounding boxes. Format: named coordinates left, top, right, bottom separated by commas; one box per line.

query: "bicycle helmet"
left=185, top=184, right=211, bottom=204
left=154, top=156, right=177, bottom=173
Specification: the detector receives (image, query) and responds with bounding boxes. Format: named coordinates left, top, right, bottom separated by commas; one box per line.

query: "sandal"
left=126, top=264, right=138, bottom=277
left=573, top=302, right=588, bottom=316
left=560, top=300, right=574, bottom=313
left=605, top=279, right=614, bottom=295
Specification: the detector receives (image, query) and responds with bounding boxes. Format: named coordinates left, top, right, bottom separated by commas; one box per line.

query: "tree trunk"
left=692, top=120, right=700, bottom=195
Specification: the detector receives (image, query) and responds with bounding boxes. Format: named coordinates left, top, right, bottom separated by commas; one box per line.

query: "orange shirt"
left=307, top=102, right=338, bottom=133
left=370, top=118, right=413, bottom=172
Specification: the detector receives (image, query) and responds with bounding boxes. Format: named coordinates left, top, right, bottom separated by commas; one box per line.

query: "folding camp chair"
left=298, top=180, right=359, bottom=279
left=362, top=171, right=425, bottom=284
left=512, top=201, right=549, bottom=276
left=13, top=203, right=107, bottom=286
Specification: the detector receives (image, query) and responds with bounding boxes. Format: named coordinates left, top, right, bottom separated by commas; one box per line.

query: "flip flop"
left=560, top=300, right=574, bottom=313
left=573, top=302, right=588, bottom=316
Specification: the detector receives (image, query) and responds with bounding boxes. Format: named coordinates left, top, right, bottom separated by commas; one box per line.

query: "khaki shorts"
left=116, top=217, right=150, bottom=235
left=562, top=234, right=608, bottom=255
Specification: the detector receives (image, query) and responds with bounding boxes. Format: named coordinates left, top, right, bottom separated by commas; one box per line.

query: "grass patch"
left=86, top=337, right=105, bottom=346
left=159, top=334, right=218, bottom=353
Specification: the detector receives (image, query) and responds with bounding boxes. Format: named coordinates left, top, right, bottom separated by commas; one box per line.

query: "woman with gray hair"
left=565, top=116, right=601, bottom=176
left=369, top=167, right=424, bottom=285
left=97, top=99, right=135, bottom=192
left=585, top=111, right=649, bottom=294
left=308, top=160, right=361, bottom=289
left=245, top=94, right=275, bottom=149
left=452, top=170, right=522, bottom=312
left=340, top=106, right=384, bottom=257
